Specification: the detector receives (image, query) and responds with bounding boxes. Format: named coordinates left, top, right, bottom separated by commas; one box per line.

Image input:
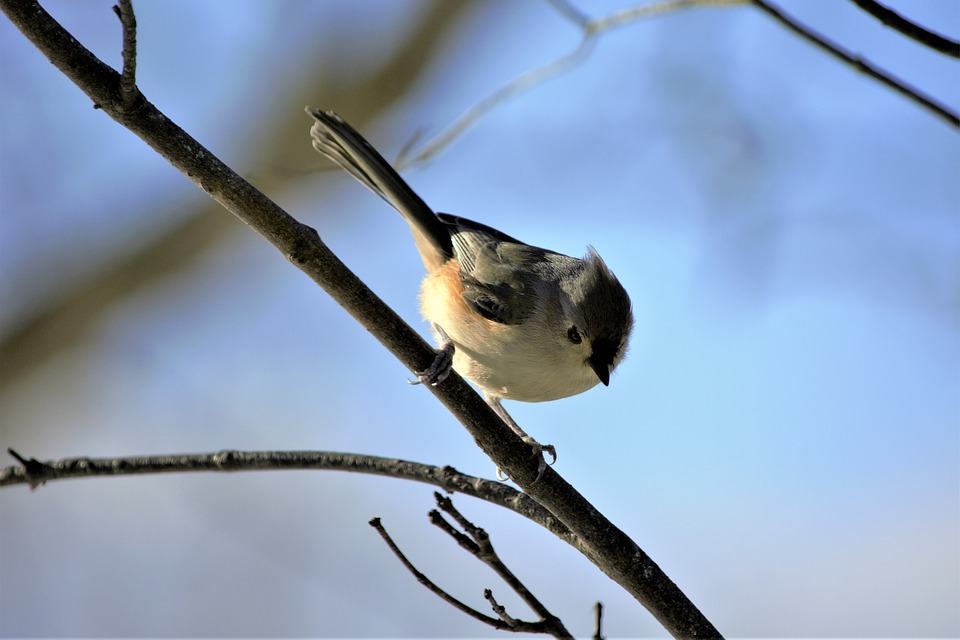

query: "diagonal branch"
left=396, top=33, right=596, bottom=169
left=399, top=0, right=748, bottom=169
left=850, top=0, right=960, bottom=59
left=751, top=0, right=959, bottom=129
left=0, top=1, right=721, bottom=636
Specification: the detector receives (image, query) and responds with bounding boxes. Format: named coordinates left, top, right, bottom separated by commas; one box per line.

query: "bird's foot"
left=523, top=436, right=556, bottom=483
left=408, top=326, right=454, bottom=387
left=495, top=437, right=556, bottom=483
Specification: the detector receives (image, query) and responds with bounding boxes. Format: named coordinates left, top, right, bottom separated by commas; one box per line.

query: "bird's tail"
left=307, top=108, right=453, bottom=267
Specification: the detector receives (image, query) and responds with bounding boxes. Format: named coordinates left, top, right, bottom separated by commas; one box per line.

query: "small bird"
left=307, top=108, right=633, bottom=479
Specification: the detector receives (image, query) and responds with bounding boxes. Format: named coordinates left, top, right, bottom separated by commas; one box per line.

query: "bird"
left=307, top=108, right=633, bottom=480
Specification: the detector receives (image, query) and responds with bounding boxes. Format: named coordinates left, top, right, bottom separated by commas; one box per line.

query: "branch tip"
left=112, top=0, right=139, bottom=109
left=593, top=601, right=605, bottom=640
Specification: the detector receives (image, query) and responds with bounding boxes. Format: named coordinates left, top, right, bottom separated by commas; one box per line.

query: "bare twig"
left=374, top=495, right=574, bottom=638
left=396, top=35, right=596, bottom=169
left=111, top=0, right=138, bottom=109
left=432, top=493, right=560, bottom=626
left=369, top=518, right=510, bottom=630
left=485, top=589, right=523, bottom=628
left=585, top=0, right=746, bottom=33
left=593, top=601, right=605, bottom=640
left=751, top=0, right=959, bottom=129
left=401, top=0, right=956, bottom=172
left=544, top=0, right=590, bottom=29
left=850, top=0, right=960, bottom=59
left=397, top=0, right=746, bottom=169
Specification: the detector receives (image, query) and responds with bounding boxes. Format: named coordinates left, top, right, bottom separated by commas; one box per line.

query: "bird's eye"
left=567, top=326, right=582, bottom=344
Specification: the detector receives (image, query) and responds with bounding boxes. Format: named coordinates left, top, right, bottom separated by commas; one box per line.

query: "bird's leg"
left=409, top=324, right=455, bottom=386
left=486, top=395, right=556, bottom=483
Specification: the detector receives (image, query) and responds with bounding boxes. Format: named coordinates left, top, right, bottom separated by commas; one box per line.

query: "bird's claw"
left=496, top=437, right=557, bottom=484
left=408, top=340, right=455, bottom=387
left=523, top=437, right=556, bottom=483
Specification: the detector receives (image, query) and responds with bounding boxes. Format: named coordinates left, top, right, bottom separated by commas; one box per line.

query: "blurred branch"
left=751, top=0, right=959, bottom=129
left=372, top=494, right=574, bottom=637
left=583, top=0, right=746, bottom=32
left=399, top=0, right=747, bottom=168
left=850, top=0, right=960, bottom=59
left=0, top=1, right=721, bottom=636
left=401, top=0, right=956, bottom=169
left=0, top=1, right=470, bottom=386
left=397, top=32, right=596, bottom=169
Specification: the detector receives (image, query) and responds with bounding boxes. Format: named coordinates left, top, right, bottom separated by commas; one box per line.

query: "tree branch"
left=399, top=0, right=749, bottom=169
left=110, top=0, right=138, bottom=108
left=430, top=493, right=570, bottom=636
left=373, top=494, right=574, bottom=638
left=370, top=517, right=513, bottom=631
left=400, top=0, right=957, bottom=171
left=593, top=601, right=605, bottom=640
left=850, top=0, right=960, bottom=59
left=751, top=0, right=959, bottom=129
left=0, top=448, right=577, bottom=543
left=0, top=1, right=721, bottom=636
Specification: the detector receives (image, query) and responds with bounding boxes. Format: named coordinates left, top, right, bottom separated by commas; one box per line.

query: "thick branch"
left=850, top=0, right=960, bottom=58
left=0, top=1, right=721, bottom=636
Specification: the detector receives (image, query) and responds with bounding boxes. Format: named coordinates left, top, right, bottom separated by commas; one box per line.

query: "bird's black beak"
left=590, top=358, right=611, bottom=386
left=589, top=339, right=616, bottom=386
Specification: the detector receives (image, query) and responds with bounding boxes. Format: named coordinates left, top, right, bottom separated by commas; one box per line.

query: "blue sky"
left=2, top=1, right=958, bottom=636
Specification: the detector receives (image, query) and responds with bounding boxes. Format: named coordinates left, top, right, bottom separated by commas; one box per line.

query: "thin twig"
left=434, top=493, right=556, bottom=622
left=373, top=497, right=573, bottom=638
left=586, top=0, right=747, bottom=34
left=485, top=589, right=522, bottom=628
left=751, top=0, right=959, bottom=129
left=398, top=0, right=748, bottom=169
left=396, top=34, right=596, bottom=169
left=111, top=0, right=138, bottom=109
left=593, top=601, right=605, bottom=640
left=544, top=0, right=590, bottom=29
left=429, top=494, right=574, bottom=639
left=369, top=518, right=510, bottom=630
left=850, top=0, right=960, bottom=59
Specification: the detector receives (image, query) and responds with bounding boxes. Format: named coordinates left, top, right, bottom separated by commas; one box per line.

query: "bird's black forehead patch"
left=578, top=251, right=633, bottom=349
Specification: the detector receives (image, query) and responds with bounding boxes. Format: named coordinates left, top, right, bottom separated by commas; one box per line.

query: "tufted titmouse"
left=307, top=108, right=633, bottom=479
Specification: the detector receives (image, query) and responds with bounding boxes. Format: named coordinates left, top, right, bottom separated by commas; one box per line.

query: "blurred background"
left=1, top=0, right=957, bottom=637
